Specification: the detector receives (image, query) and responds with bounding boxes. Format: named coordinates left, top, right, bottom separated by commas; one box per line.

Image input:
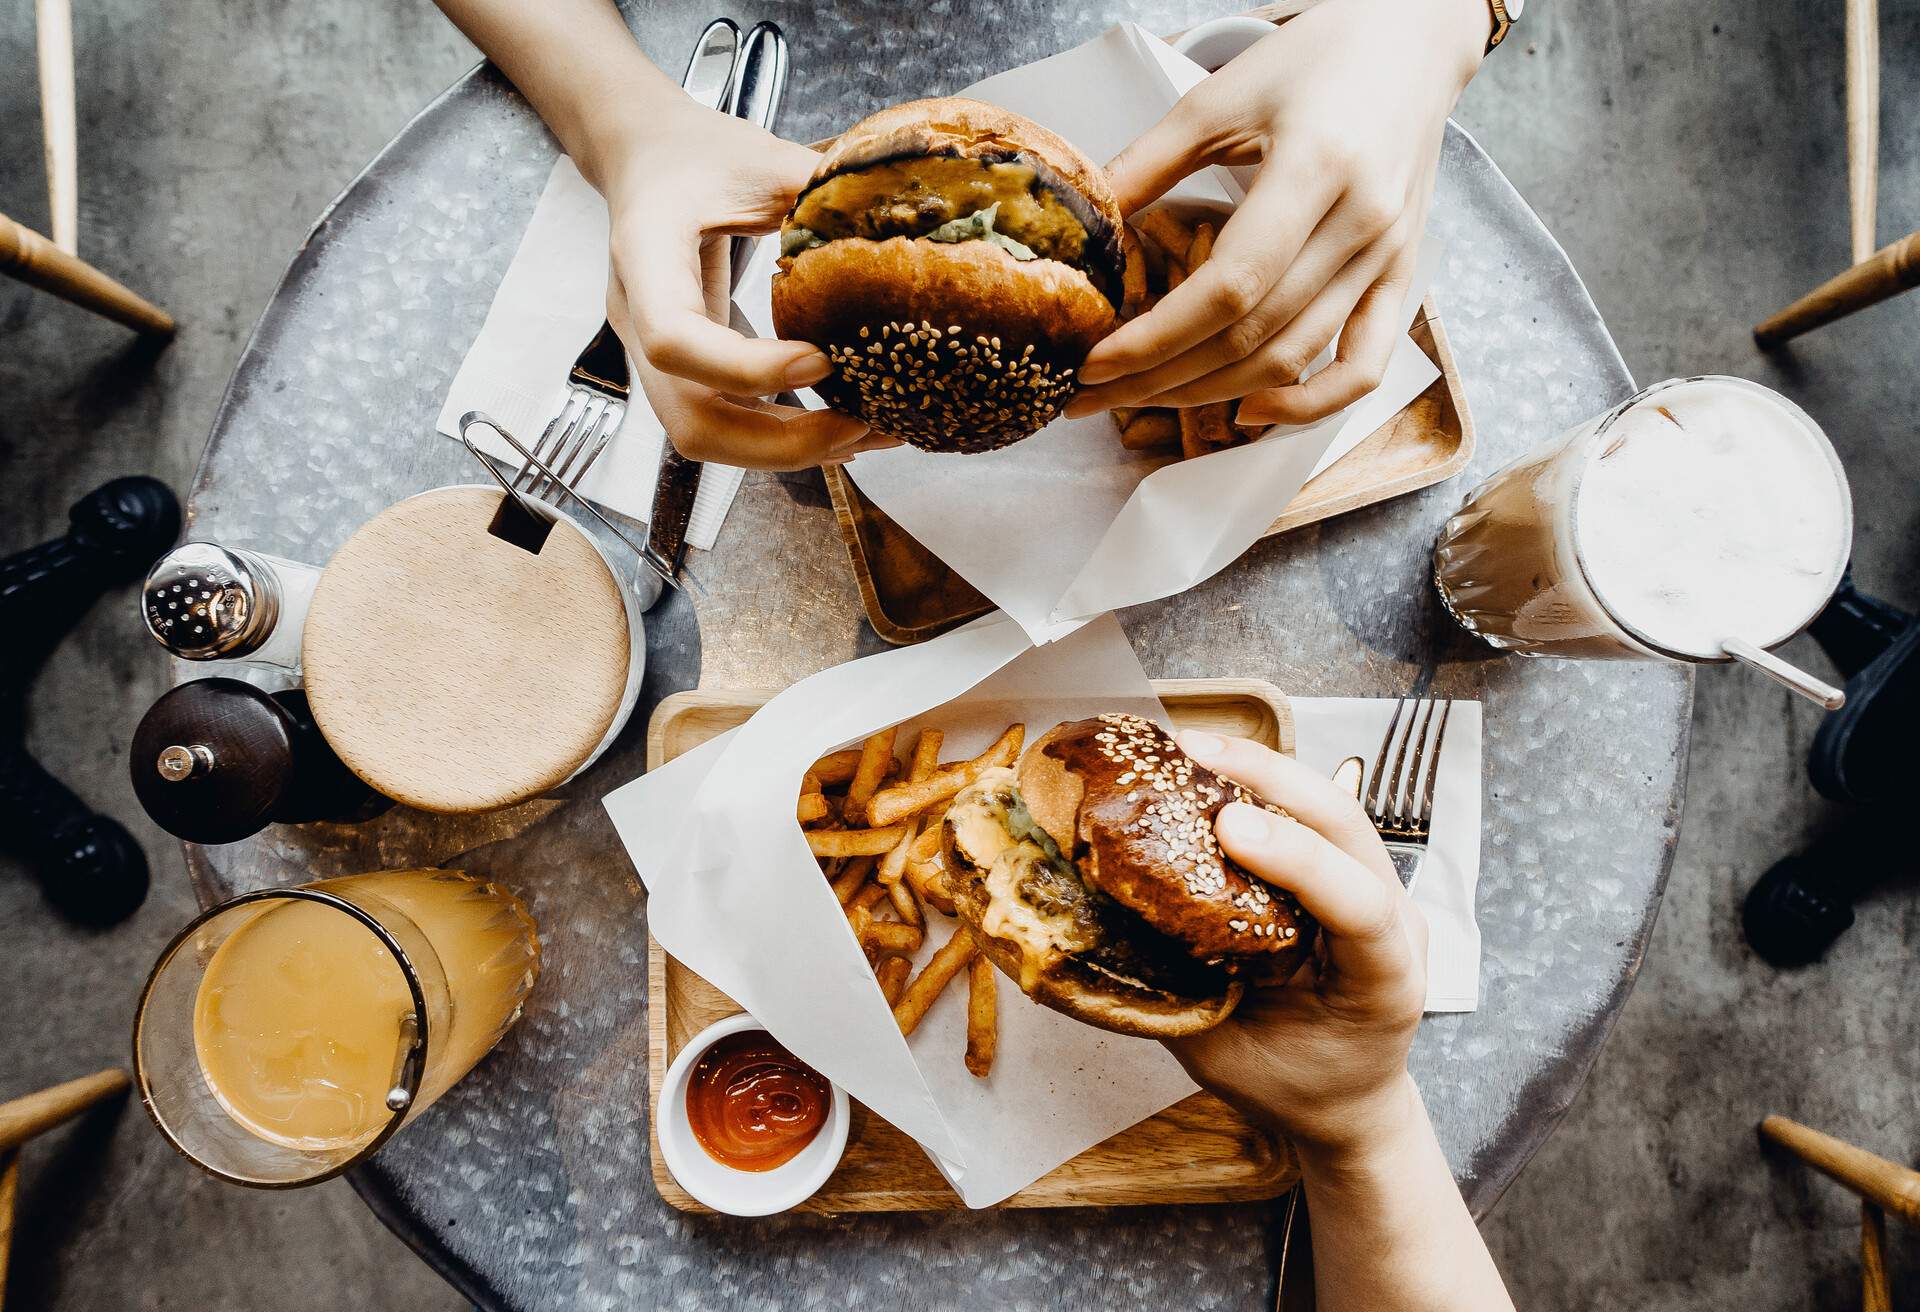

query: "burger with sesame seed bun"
left=771, top=97, right=1123, bottom=453
left=942, top=714, right=1318, bottom=1039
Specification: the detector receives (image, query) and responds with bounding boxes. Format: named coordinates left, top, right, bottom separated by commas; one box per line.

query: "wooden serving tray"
left=828, top=295, right=1474, bottom=644
left=646, top=679, right=1301, bottom=1214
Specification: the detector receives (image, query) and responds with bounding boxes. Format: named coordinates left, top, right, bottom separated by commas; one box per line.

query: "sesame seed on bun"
left=942, top=714, right=1319, bottom=1040
left=772, top=98, right=1121, bottom=454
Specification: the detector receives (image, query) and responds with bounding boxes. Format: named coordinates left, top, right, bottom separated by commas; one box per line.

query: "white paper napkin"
left=605, top=614, right=1486, bottom=1205
left=434, top=157, right=745, bottom=552
left=735, top=24, right=1441, bottom=642
left=1288, top=698, right=1484, bottom=1013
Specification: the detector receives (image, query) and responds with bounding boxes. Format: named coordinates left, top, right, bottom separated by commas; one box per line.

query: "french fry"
left=909, top=728, right=944, bottom=779
left=797, top=791, right=829, bottom=825
left=902, top=827, right=957, bottom=915
left=1129, top=218, right=1168, bottom=286
left=1164, top=256, right=1187, bottom=292
left=808, top=824, right=910, bottom=858
left=867, top=724, right=1024, bottom=827
left=1180, top=402, right=1234, bottom=460
left=893, top=929, right=979, bottom=1036
left=1121, top=226, right=1149, bottom=317
left=850, top=879, right=890, bottom=913
left=862, top=920, right=924, bottom=956
left=846, top=727, right=897, bottom=823
left=876, top=955, right=912, bottom=1006
left=1121, top=409, right=1181, bottom=451
left=801, top=770, right=822, bottom=795
left=965, top=954, right=997, bottom=1077
left=886, top=875, right=923, bottom=927
left=810, top=748, right=862, bottom=786
left=832, top=854, right=877, bottom=904
left=1135, top=209, right=1194, bottom=265
left=1186, top=221, right=1215, bottom=270
left=909, top=826, right=941, bottom=863
left=1110, top=406, right=1140, bottom=430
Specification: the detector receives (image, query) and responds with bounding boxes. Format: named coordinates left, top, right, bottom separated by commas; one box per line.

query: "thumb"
left=1103, top=98, right=1215, bottom=216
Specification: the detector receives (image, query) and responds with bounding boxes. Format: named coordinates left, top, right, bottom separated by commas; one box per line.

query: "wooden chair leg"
left=1861, top=1200, right=1892, bottom=1312
left=1759, top=1114, right=1920, bottom=1227
left=35, top=0, right=78, bottom=255
left=1754, top=229, right=1920, bottom=348
left=0, top=1150, right=16, bottom=1312
left=0, top=1070, right=129, bottom=1156
left=1845, top=0, right=1878, bottom=266
left=0, top=214, right=174, bottom=337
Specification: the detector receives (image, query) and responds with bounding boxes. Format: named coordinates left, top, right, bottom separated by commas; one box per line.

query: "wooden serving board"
left=646, top=679, right=1301, bottom=1214
left=827, top=296, right=1474, bottom=644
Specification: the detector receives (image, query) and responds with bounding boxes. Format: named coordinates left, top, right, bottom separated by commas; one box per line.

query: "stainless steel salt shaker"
left=141, top=542, right=320, bottom=672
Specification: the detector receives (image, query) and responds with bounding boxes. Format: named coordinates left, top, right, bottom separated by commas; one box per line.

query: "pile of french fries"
left=1113, top=209, right=1245, bottom=461
left=798, top=721, right=1025, bottom=1078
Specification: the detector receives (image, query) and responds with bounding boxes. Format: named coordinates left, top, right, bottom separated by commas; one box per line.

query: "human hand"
left=1066, top=0, right=1489, bottom=428
left=597, top=99, right=896, bottom=470
left=1163, top=730, right=1429, bottom=1160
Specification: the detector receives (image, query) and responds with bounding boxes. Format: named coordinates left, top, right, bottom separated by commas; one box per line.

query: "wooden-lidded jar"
left=301, top=486, right=643, bottom=814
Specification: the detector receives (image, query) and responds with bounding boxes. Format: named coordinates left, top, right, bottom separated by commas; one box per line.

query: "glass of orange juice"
left=133, top=868, right=539, bottom=1186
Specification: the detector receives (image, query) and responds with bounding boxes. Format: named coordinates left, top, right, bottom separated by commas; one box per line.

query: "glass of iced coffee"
left=1434, top=376, right=1852, bottom=694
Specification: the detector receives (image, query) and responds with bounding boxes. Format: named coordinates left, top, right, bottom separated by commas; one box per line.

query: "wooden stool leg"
left=1755, top=230, right=1920, bottom=347
left=0, top=1070, right=129, bottom=1155
left=1861, top=1200, right=1891, bottom=1312
left=0, top=1150, right=16, bottom=1312
left=35, top=0, right=78, bottom=255
left=1845, top=0, right=1879, bottom=266
left=0, top=215, right=174, bottom=337
left=1759, top=1115, right=1920, bottom=1227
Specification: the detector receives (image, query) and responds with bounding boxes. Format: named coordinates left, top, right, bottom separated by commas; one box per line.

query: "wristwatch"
left=1486, top=0, right=1523, bottom=52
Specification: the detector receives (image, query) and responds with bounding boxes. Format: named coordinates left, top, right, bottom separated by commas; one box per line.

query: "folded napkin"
left=434, top=157, right=745, bottom=552
left=1289, top=697, right=1483, bottom=1012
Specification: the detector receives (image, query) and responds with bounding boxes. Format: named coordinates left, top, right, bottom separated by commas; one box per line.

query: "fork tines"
left=1363, top=696, right=1453, bottom=841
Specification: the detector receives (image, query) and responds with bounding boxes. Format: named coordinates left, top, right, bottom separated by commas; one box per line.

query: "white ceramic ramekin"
left=655, top=1012, right=850, bottom=1216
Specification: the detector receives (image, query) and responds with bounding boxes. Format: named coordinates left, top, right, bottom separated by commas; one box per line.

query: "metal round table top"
left=179, top=5, right=1687, bottom=1309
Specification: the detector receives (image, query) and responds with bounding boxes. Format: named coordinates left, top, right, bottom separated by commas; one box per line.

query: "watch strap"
left=1486, top=0, right=1514, bottom=52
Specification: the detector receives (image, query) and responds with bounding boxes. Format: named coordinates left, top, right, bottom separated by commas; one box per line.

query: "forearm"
left=1294, top=1077, right=1515, bottom=1312
left=431, top=0, right=679, bottom=190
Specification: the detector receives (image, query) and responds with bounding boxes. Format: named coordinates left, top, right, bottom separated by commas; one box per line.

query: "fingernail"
left=1078, top=362, right=1120, bottom=385
left=1235, top=406, right=1277, bottom=429
left=1176, top=729, right=1225, bottom=761
left=1217, top=802, right=1272, bottom=848
left=784, top=353, right=831, bottom=388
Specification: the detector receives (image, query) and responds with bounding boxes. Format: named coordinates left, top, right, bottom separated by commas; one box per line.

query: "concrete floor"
left=2, top=2, right=1916, bottom=1309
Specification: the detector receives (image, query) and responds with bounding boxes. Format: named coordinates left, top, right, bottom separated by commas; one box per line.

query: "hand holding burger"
left=1163, top=730, right=1515, bottom=1312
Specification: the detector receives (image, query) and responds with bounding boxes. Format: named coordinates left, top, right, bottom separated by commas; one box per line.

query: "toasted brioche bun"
left=1020, top=716, right=1315, bottom=961
left=772, top=97, right=1121, bottom=454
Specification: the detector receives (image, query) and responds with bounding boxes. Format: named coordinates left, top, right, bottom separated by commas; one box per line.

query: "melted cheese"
left=791, top=157, right=1088, bottom=266
left=980, top=844, right=1079, bottom=993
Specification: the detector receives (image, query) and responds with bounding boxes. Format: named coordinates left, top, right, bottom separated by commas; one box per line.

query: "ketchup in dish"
left=685, top=1030, right=832, bottom=1171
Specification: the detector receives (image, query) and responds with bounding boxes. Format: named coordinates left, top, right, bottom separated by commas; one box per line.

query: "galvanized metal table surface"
left=181, top=4, right=1688, bottom=1308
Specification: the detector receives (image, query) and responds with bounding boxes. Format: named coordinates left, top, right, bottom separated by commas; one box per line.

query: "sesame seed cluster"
left=824, top=320, right=1075, bottom=453
left=1093, top=713, right=1298, bottom=945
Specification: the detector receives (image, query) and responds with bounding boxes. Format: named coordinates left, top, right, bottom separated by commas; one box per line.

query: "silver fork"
left=515, top=319, right=628, bottom=504
left=1361, top=696, right=1454, bottom=890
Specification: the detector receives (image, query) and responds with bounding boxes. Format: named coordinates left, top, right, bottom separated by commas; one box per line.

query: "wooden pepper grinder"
left=129, top=678, right=393, bottom=845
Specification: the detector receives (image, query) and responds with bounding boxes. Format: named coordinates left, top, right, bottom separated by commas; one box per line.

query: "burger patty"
left=947, top=775, right=1235, bottom=1001
left=786, top=156, right=1091, bottom=269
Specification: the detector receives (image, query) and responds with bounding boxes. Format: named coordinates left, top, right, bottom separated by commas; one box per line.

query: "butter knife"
left=646, top=19, right=789, bottom=583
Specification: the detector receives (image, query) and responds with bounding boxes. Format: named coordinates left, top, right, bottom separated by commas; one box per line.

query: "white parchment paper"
left=736, top=23, right=1440, bottom=642
left=605, top=615, right=1200, bottom=1207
